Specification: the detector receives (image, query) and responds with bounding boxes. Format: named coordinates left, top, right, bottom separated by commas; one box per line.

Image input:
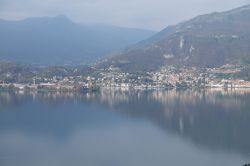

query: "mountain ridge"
left=0, top=16, right=156, bottom=66
left=98, top=5, right=250, bottom=72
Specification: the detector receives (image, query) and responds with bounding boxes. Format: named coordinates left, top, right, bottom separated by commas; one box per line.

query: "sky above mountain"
left=0, top=0, right=249, bottom=30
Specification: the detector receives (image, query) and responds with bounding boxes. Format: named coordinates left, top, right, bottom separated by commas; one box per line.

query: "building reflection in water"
left=0, top=89, right=250, bottom=157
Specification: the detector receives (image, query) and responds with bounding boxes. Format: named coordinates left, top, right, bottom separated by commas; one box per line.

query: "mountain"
left=98, top=5, right=250, bottom=72
left=0, top=15, right=156, bottom=65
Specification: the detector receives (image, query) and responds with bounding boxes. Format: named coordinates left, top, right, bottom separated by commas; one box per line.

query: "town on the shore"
left=1, top=64, right=250, bottom=92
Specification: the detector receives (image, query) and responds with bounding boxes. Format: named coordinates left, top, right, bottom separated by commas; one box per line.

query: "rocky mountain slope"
left=99, top=5, right=250, bottom=72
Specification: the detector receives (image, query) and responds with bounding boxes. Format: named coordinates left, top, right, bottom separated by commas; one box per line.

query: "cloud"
left=0, top=0, right=249, bottom=30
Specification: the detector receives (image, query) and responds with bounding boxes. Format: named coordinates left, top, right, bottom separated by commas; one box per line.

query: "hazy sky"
left=0, top=0, right=249, bottom=30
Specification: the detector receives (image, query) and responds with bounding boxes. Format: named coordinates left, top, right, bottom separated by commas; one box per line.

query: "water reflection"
left=96, top=89, right=250, bottom=156
left=0, top=89, right=250, bottom=166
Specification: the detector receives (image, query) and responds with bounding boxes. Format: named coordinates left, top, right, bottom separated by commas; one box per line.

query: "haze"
left=0, top=0, right=249, bottom=30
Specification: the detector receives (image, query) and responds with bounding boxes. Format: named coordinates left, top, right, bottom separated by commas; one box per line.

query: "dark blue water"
left=0, top=90, right=250, bottom=166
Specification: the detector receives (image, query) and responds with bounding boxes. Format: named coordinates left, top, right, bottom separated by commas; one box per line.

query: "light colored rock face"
left=189, top=45, right=195, bottom=53
left=163, top=54, right=174, bottom=59
left=180, top=36, right=185, bottom=49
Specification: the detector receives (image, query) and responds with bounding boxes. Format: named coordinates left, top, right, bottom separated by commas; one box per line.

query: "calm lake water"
left=0, top=89, right=250, bottom=166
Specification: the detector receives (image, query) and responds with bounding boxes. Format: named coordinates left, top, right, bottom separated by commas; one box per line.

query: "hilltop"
left=98, top=5, right=250, bottom=72
left=0, top=15, right=155, bottom=65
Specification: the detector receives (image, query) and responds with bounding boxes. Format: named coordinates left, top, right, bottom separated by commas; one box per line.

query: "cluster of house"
left=1, top=64, right=250, bottom=92
left=0, top=76, right=96, bottom=91
left=206, top=79, right=250, bottom=88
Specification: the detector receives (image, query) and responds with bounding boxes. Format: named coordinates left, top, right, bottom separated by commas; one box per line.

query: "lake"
left=0, top=89, right=250, bottom=166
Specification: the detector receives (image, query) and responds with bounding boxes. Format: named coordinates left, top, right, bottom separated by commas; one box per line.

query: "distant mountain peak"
left=54, top=14, right=69, bottom=19
left=19, top=15, right=73, bottom=25
left=53, top=15, right=72, bottom=22
left=0, top=16, right=155, bottom=65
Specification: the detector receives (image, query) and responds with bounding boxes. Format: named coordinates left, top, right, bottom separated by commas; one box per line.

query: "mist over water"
left=0, top=89, right=250, bottom=166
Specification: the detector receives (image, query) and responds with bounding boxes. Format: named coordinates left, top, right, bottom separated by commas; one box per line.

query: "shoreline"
left=1, top=86, right=250, bottom=93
